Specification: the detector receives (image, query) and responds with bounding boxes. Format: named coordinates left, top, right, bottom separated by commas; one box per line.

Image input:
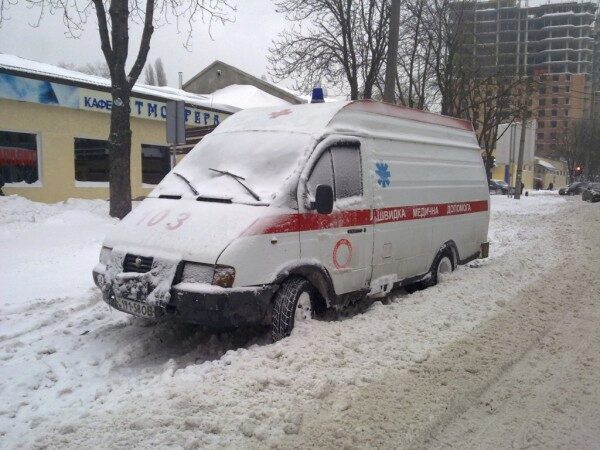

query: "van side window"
left=331, top=146, right=362, bottom=199
left=307, top=150, right=334, bottom=199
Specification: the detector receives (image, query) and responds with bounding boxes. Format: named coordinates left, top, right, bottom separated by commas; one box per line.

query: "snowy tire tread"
left=272, top=276, right=313, bottom=342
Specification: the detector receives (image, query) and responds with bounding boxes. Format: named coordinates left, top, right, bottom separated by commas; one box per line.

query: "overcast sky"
left=0, top=1, right=293, bottom=90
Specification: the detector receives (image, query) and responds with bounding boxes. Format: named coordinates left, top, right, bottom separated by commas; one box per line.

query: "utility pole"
left=514, top=116, right=527, bottom=199
left=383, top=0, right=401, bottom=103
left=514, top=0, right=528, bottom=200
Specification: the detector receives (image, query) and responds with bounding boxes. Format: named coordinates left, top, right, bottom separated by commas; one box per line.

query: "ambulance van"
left=93, top=100, right=490, bottom=340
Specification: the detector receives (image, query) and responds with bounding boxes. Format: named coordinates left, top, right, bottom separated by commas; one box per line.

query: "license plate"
left=114, top=297, right=156, bottom=319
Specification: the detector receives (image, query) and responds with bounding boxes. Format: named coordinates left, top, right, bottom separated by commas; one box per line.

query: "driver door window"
left=331, top=146, right=362, bottom=200
left=306, top=145, right=362, bottom=204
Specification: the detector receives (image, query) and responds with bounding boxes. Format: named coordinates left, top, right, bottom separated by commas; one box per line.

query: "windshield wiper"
left=208, top=168, right=261, bottom=201
left=173, top=172, right=199, bottom=196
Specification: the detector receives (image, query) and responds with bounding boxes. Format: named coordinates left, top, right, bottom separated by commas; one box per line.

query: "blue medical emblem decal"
left=376, top=162, right=391, bottom=188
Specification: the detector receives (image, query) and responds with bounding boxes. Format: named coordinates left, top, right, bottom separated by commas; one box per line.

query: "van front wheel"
left=272, top=276, right=316, bottom=342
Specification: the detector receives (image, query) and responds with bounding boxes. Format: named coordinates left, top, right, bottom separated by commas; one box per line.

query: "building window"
left=537, top=132, right=544, bottom=140
left=553, top=74, right=560, bottom=81
left=566, top=74, right=571, bottom=81
left=551, top=109, right=558, bottom=116
left=565, top=86, right=570, bottom=92
left=565, top=98, right=570, bottom=105
left=552, top=86, right=559, bottom=93
left=142, top=144, right=171, bottom=185
left=551, top=121, right=557, bottom=128
left=550, top=132, right=557, bottom=140
left=539, top=87, right=546, bottom=94
left=538, top=121, right=545, bottom=128
left=552, top=98, right=558, bottom=105
left=539, top=98, right=546, bottom=106
left=538, top=110, right=546, bottom=117
left=74, top=138, right=109, bottom=182
left=564, top=109, right=569, bottom=116
left=0, top=131, right=39, bottom=184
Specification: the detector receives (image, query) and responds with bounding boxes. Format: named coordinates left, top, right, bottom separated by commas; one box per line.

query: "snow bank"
left=0, top=196, right=115, bottom=305
left=0, top=195, right=109, bottom=224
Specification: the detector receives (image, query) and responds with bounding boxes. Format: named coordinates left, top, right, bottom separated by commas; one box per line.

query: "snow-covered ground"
left=1, top=193, right=599, bottom=448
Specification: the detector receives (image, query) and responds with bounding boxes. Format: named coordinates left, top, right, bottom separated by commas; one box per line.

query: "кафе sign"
left=0, top=72, right=229, bottom=126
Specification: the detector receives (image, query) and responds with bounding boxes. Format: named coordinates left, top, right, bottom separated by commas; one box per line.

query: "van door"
left=299, top=141, right=373, bottom=295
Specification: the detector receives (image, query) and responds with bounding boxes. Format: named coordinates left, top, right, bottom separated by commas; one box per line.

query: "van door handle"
left=347, top=228, right=364, bottom=234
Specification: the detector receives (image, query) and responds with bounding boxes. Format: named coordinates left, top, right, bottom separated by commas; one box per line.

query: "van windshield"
left=151, top=131, right=312, bottom=204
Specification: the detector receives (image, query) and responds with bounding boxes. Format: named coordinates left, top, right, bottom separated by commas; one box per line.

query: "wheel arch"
left=273, top=263, right=334, bottom=312
left=432, top=240, right=459, bottom=272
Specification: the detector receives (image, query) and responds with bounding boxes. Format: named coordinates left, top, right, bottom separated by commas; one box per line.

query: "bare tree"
left=144, top=64, right=156, bottom=86
left=1, top=0, right=235, bottom=218
left=268, top=0, right=389, bottom=100
left=557, top=121, right=585, bottom=182
left=560, top=119, right=600, bottom=181
left=155, top=57, right=168, bottom=86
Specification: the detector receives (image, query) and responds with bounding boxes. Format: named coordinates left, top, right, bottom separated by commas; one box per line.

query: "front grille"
left=123, top=254, right=153, bottom=273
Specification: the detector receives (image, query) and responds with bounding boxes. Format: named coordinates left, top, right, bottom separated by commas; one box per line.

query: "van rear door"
left=299, top=142, right=374, bottom=295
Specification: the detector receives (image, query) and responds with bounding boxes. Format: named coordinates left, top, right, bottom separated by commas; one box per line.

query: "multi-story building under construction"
left=459, top=0, right=598, bottom=157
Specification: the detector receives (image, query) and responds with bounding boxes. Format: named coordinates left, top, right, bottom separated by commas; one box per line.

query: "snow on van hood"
left=102, top=197, right=266, bottom=264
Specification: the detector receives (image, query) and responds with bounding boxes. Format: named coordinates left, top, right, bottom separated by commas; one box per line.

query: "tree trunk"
left=108, top=91, right=132, bottom=219
left=383, top=0, right=400, bottom=103
left=349, top=78, right=359, bottom=100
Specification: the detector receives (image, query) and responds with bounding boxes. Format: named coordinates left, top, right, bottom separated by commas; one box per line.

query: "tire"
left=272, top=276, right=318, bottom=342
left=429, top=252, right=454, bottom=286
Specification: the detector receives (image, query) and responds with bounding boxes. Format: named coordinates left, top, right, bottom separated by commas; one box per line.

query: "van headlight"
left=181, top=263, right=236, bottom=287
left=181, top=263, right=214, bottom=284
left=99, top=246, right=112, bottom=265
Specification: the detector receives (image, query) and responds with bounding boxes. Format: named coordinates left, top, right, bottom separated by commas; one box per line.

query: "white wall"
left=495, top=121, right=536, bottom=166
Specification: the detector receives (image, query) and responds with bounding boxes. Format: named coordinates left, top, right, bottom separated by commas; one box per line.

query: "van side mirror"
left=313, top=184, right=334, bottom=214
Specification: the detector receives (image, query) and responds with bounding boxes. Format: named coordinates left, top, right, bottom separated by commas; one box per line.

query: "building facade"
left=459, top=0, right=598, bottom=158
left=0, top=54, right=237, bottom=203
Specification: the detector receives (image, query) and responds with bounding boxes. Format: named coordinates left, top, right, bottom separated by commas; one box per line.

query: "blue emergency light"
left=311, top=87, right=325, bottom=103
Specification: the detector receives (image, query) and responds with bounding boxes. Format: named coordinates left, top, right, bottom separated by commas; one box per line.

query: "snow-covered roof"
left=535, top=158, right=556, bottom=170
left=204, top=84, right=291, bottom=110
left=0, top=53, right=238, bottom=113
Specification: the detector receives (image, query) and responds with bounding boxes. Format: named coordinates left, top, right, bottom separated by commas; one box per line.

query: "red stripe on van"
left=241, top=200, right=488, bottom=236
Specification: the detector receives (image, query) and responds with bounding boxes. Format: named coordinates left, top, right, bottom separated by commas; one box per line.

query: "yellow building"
left=0, top=54, right=237, bottom=203
left=491, top=157, right=568, bottom=191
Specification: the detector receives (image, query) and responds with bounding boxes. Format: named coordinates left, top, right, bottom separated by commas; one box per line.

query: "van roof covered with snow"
left=214, top=100, right=478, bottom=150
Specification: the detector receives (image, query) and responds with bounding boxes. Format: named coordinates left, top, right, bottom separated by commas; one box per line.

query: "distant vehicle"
left=93, top=101, right=490, bottom=341
left=489, top=179, right=509, bottom=195
left=559, top=182, right=589, bottom=196
left=582, top=183, right=600, bottom=203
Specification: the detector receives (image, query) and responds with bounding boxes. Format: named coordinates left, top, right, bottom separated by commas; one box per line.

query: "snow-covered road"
left=1, top=193, right=599, bottom=449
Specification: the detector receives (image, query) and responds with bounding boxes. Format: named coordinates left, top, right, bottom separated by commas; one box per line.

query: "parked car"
left=582, top=183, right=600, bottom=203
left=489, top=179, right=509, bottom=194
left=559, top=182, right=589, bottom=196
left=93, top=101, right=490, bottom=340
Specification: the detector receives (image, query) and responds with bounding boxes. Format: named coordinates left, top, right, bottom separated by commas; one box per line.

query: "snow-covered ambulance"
left=93, top=100, right=490, bottom=340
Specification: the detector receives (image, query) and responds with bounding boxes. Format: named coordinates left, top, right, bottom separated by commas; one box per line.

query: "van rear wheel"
left=272, top=276, right=316, bottom=342
left=430, top=253, right=454, bottom=286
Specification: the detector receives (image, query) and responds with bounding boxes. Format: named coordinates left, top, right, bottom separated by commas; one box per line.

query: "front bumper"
left=93, top=266, right=278, bottom=328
